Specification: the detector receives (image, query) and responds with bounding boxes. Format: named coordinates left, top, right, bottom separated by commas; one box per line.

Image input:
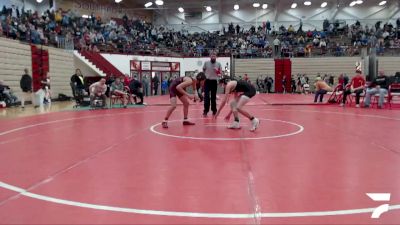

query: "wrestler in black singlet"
left=233, top=80, right=256, bottom=98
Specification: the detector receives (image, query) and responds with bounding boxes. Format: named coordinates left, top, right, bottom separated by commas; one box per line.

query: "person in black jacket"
left=20, top=68, right=32, bottom=108
left=70, top=69, right=85, bottom=103
left=129, top=76, right=144, bottom=104
left=152, top=75, right=160, bottom=95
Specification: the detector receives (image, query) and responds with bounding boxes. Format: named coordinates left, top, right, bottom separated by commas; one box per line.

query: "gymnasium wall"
left=234, top=58, right=275, bottom=80
left=47, top=47, right=74, bottom=97
left=291, top=57, right=362, bottom=81
left=377, top=57, right=400, bottom=76
left=0, top=37, right=32, bottom=99
left=234, top=57, right=363, bottom=85
left=0, top=37, right=74, bottom=100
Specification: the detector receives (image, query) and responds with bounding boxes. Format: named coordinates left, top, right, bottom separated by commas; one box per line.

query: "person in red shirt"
left=341, top=70, right=366, bottom=107
left=123, top=74, right=131, bottom=87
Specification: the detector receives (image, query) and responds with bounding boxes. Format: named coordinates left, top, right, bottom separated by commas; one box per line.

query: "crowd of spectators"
left=2, top=4, right=400, bottom=58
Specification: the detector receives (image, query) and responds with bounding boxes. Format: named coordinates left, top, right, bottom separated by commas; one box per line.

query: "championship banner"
left=171, top=63, right=180, bottom=72
left=130, top=61, right=141, bottom=71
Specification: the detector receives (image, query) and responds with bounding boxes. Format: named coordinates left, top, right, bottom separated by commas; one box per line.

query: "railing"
left=57, top=36, right=74, bottom=51
left=3, top=31, right=399, bottom=59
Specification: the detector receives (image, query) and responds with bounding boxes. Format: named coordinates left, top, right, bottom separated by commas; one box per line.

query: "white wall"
left=73, top=54, right=102, bottom=78
left=101, top=54, right=231, bottom=77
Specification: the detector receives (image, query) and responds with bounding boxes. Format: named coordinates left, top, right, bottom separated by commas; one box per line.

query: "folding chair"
left=371, top=91, right=390, bottom=108
left=124, top=86, right=137, bottom=105
left=388, top=84, right=400, bottom=109
left=327, top=85, right=344, bottom=104
left=109, top=93, right=124, bottom=108
left=346, top=83, right=366, bottom=106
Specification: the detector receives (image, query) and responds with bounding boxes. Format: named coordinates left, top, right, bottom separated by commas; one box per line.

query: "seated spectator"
left=341, top=70, right=366, bottom=107
left=70, top=69, right=86, bottom=100
left=335, top=44, right=343, bottom=56
left=314, top=77, right=333, bottom=103
left=129, top=76, right=144, bottom=104
left=297, top=46, right=305, bottom=57
left=288, top=25, right=295, bottom=34
left=89, top=78, right=107, bottom=108
left=305, top=44, right=312, bottom=57
left=313, top=37, right=320, bottom=47
left=111, top=77, right=128, bottom=108
left=0, top=80, right=18, bottom=105
left=298, top=36, right=305, bottom=45
left=364, top=71, right=389, bottom=108
left=319, top=39, right=327, bottom=53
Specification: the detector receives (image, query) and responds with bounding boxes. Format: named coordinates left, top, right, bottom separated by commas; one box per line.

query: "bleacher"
left=291, top=57, right=360, bottom=81
left=0, top=37, right=32, bottom=98
left=378, top=57, right=400, bottom=76
left=234, top=58, right=275, bottom=82
left=47, top=47, right=75, bottom=97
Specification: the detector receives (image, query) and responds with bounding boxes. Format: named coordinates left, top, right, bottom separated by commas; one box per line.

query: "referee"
left=203, top=53, right=222, bottom=116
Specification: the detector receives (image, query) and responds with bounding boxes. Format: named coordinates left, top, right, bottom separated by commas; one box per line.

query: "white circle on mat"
left=150, top=118, right=304, bottom=141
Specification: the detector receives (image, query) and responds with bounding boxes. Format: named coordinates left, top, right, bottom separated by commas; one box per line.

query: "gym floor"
left=0, top=94, right=399, bottom=224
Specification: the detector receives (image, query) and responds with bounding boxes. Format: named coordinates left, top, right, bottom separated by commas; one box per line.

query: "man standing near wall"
left=203, top=53, right=222, bottom=116
left=20, top=68, right=32, bottom=108
left=142, top=75, right=150, bottom=97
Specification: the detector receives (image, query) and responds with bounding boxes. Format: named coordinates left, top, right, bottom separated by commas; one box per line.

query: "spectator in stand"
left=1, top=4, right=398, bottom=59
left=314, top=77, right=333, bottom=103
left=341, top=70, right=366, bottom=107
left=364, top=71, right=389, bottom=108
left=305, top=44, right=312, bottom=57
left=273, top=37, right=280, bottom=55
left=111, top=77, right=128, bottom=108
left=89, top=78, right=107, bottom=108
left=20, top=68, right=32, bottom=108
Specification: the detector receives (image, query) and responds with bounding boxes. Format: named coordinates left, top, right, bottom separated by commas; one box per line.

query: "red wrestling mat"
left=0, top=104, right=399, bottom=224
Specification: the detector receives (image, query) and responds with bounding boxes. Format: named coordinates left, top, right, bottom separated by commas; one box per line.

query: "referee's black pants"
left=203, top=79, right=218, bottom=115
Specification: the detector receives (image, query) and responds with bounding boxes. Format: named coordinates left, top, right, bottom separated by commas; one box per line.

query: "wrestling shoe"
left=250, top=118, right=260, bottom=132
left=183, top=121, right=195, bottom=126
left=162, top=121, right=168, bottom=128
left=228, top=121, right=241, bottom=129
